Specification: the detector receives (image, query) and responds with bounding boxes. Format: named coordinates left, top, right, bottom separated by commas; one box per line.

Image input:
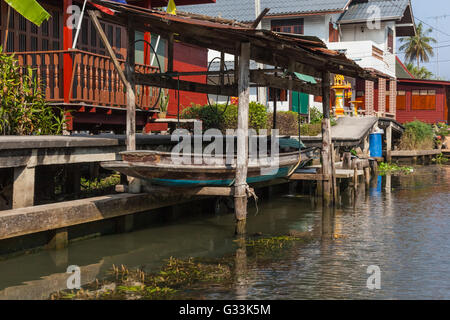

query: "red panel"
left=396, top=83, right=447, bottom=124
left=167, top=42, right=207, bottom=118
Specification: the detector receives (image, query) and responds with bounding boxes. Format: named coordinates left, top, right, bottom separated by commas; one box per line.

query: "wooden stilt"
left=234, top=42, right=250, bottom=235
left=386, top=122, right=392, bottom=163
left=321, top=71, right=333, bottom=207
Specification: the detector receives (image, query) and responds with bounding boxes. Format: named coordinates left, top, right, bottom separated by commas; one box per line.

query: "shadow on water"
left=0, top=165, right=449, bottom=299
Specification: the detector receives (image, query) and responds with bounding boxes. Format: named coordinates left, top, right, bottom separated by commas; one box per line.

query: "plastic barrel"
left=369, top=133, right=383, bottom=158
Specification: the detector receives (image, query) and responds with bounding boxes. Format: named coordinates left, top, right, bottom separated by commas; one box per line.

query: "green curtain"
left=5, top=0, right=51, bottom=27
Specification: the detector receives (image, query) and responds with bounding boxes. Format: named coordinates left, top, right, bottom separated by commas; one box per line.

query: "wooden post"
left=330, top=143, right=338, bottom=204
left=126, top=20, right=136, bottom=151
left=272, top=88, right=277, bottom=129
left=343, top=152, right=351, bottom=169
left=88, top=10, right=135, bottom=150
left=321, top=71, right=333, bottom=206
left=234, top=42, right=250, bottom=235
left=2, top=6, right=11, bottom=51
left=386, top=122, right=392, bottom=163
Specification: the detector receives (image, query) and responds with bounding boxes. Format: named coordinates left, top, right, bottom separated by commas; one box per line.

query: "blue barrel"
left=369, top=133, right=383, bottom=158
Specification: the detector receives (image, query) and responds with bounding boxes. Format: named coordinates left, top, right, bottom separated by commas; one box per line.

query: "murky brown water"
left=0, top=165, right=448, bottom=300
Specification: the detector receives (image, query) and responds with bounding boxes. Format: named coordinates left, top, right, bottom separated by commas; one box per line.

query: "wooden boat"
left=102, top=148, right=317, bottom=187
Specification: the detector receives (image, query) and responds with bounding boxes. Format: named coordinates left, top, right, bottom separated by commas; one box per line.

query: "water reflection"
left=0, top=166, right=448, bottom=299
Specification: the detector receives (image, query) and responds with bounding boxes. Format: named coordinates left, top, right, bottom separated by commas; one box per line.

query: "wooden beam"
left=250, top=72, right=322, bottom=96
left=167, top=33, right=174, bottom=73
left=135, top=73, right=238, bottom=96
left=251, top=8, right=270, bottom=28
left=235, top=42, right=250, bottom=235
left=88, top=11, right=128, bottom=87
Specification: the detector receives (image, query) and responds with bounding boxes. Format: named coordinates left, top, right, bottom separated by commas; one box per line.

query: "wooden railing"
left=11, top=50, right=160, bottom=109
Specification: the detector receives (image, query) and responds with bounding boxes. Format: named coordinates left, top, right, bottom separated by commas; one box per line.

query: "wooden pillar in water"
left=321, top=71, right=333, bottom=206
left=386, top=122, right=392, bottom=163
left=234, top=42, right=250, bottom=235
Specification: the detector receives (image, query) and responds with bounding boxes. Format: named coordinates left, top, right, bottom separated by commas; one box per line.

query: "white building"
left=183, top=0, right=416, bottom=116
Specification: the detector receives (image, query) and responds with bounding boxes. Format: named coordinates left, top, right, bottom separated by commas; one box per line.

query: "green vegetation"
left=80, top=173, right=121, bottom=195
left=0, top=49, right=65, bottom=135
left=51, top=257, right=232, bottom=300
left=399, top=23, right=436, bottom=68
left=399, top=120, right=435, bottom=150
left=50, top=233, right=314, bottom=300
left=405, top=62, right=434, bottom=80
left=379, top=162, right=413, bottom=175
left=182, top=104, right=334, bottom=137
left=432, top=153, right=448, bottom=165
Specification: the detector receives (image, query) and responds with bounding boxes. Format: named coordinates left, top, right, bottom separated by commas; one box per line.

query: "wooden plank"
left=135, top=73, right=238, bottom=96
left=250, top=72, right=322, bottom=96
left=289, top=173, right=330, bottom=181
left=391, top=150, right=442, bottom=157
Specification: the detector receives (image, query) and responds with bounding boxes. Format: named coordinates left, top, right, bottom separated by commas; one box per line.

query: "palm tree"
left=399, top=23, right=437, bottom=67
left=405, top=62, right=434, bottom=79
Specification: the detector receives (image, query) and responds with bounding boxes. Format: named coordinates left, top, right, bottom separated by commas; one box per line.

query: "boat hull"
left=101, top=149, right=317, bottom=187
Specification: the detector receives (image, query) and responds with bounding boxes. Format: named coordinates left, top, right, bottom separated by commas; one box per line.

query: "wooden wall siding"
left=12, top=50, right=159, bottom=109
left=396, top=84, right=448, bottom=124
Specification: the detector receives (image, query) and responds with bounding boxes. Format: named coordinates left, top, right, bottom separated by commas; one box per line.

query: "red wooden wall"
left=396, top=83, right=448, bottom=124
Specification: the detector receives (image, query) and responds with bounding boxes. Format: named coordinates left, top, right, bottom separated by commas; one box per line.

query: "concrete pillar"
left=13, top=166, right=35, bottom=209
left=378, top=78, right=386, bottom=117
left=389, top=79, right=397, bottom=118
left=365, top=80, right=375, bottom=116
left=47, top=228, right=69, bottom=250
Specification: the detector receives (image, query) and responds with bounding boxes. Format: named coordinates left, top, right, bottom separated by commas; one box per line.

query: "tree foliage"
left=399, top=23, right=436, bottom=67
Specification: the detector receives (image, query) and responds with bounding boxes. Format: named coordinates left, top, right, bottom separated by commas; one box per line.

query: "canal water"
left=0, top=166, right=448, bottom=300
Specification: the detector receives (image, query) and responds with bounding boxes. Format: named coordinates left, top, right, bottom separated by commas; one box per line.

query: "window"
left=387, top=27, right=394, bottom=54
left=116, top=27, right=122, bottom=48
left=412, top=89, right=436, bottom=110
left=269, top=88, right=287, bottom=102
left=329, top=22, right=339, bottom=42
left=397, top=91, right=406, bottom=110
left=271, top=19, right=304, bottom=35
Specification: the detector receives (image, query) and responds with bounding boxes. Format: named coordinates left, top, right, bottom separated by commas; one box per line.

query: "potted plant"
left=158, top=93, right=169, bottom=119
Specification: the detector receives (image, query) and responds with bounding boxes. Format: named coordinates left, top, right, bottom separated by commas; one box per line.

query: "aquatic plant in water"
left=379, top=162, right=414, bottom=175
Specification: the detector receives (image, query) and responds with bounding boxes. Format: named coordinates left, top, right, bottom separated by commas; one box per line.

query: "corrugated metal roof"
left=339, top=0, right=410, bottom=23
left=182, top=0, right=351, bottom=23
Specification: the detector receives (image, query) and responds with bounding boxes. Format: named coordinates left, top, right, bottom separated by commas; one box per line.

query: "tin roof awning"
left=89, top=0, right=378, bottom=81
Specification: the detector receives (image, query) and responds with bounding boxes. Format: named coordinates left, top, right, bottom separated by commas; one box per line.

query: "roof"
left=89, top=0, right=377, bottom=81
left=339, top=0, right=409, bottom=23
left=181, top=0, right=352, bottom=23
left=398, top=79, right=450, bottom=87
left=396, top=56, right=414, bottom=79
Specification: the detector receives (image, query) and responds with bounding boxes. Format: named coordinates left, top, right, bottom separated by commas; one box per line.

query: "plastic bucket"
left=369, top=133, right=383, bottom=158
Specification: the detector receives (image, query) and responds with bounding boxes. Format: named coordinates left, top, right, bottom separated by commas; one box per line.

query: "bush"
left=399, top=120, right=435, bottom=150
left=267, top=111, right=321, bottom=136
left=181, top=102, right=267, bottom=133
left=0, top=49, right=65, bottom=135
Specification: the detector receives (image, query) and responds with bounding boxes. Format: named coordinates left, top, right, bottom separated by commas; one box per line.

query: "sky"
left=397, top=0, right=450, bottom=80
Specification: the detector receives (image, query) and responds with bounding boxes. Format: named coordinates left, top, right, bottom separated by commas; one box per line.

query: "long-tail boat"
left=101, top=146, right=317, bottom=187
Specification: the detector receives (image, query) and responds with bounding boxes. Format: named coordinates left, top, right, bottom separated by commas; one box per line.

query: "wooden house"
left=0, top=0, right=215, bottom=132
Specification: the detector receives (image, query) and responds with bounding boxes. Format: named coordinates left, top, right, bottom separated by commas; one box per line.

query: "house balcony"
left=327, top=41, right=396, bottom=78
left=10, top=49, right=160, bottom=111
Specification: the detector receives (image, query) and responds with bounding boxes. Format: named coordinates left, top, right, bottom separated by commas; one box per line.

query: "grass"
left=49, top=234, right=313, bottom=300
left=378, top=162, right=414, bottom=175
left=399, top=120, right=435, bottom=150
